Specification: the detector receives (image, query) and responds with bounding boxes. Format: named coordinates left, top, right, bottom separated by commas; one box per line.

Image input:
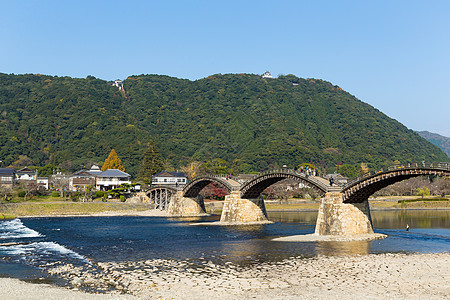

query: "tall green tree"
left=101, top=149, right=125, bottom=171
left=337, top=164, right=358, bottom=178
left=138, top=141, right=164, bottom=184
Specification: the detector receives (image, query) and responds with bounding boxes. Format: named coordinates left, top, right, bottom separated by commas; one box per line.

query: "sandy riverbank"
left=19, top=209, right=169, bottom=218
left=272, top=233, right=387, bottom=242
left=0, top=277, right=135, bottom=300
left=2, top=252, right=446, bottom=300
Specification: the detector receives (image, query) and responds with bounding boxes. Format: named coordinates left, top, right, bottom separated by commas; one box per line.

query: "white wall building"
left=152, top=171, right=187, bottom=186
left=96, top=169, right=131, bottom=191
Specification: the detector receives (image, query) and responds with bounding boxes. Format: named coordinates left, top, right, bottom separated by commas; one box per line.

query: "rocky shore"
left=1, top=252, right=444, bottom=299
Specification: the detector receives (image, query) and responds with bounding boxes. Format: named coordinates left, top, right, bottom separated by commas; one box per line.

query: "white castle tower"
left=261, top=70, right=273, bottom=79
left=112, top=79, right=124, bottom=90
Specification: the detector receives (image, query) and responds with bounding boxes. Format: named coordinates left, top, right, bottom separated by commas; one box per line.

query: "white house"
left=96, top=169, right=131, bottom=191
left=15, top=167, right=37, bottom=182
left=152, top=171, right=187, bottom=186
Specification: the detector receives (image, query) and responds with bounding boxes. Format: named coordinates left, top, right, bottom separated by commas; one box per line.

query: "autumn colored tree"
left=138, top=141, right=164, bottom=184
left=181, top=161, right=202, bottom=180
left=101, top=149, right=125, bottom=171
left=200, top=182, right=228, bottom=200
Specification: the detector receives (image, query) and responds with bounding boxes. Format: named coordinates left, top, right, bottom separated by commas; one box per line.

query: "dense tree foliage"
left=0, top=72, right=447, bottom=178
left=138, top=141, right=164, bottom=184
left=337, top=164, right=358, bottom=178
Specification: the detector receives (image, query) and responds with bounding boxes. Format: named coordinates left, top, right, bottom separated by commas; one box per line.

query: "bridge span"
left=146, top=162, right=449, bottom=235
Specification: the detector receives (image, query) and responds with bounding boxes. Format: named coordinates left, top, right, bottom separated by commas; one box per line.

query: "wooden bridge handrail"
left=343, top=162, right=450, bottom=190
left=240, top=168, right=330, bottom=192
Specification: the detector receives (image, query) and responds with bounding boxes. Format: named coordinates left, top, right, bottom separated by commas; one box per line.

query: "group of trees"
left=0, top=72, right=448, bottom=178
left=374, top=176, right=450, bottom=198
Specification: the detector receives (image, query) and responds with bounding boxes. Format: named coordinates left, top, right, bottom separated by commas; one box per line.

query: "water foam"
left=0, top=241, right=90, bottom=263
left=0, top=219, right=42, bottom=239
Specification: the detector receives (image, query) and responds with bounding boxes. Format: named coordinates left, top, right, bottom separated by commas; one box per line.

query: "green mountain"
left=417, top=131, right=450, bottom=157
left=0, top=72, right=447, bottom=176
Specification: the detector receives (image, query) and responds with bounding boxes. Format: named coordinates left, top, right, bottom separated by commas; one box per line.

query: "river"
left=0, top=210, right=449, bottom=288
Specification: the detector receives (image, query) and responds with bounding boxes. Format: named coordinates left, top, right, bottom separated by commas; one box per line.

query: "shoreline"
left=0, top=199, right=448, bottom=219
left=272, top=233, right=387, bottom=242
left=18, top=209, right=169, bottom=218
left=1, top=252, right=448, bottom=299
left=0, top=206, right=447, bottom=219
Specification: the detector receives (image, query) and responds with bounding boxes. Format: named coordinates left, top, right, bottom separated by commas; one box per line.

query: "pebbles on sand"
left=12, top=252, right=443, bottom=300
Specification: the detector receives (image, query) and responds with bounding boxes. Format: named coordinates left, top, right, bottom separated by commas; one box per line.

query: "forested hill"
left=0, top=72, right=447, bottom=176
left=417, top=131, right=450, bottom=157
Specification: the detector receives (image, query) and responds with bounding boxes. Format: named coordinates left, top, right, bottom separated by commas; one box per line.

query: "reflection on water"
left=268, top=211, right=318, bottom=224
left=372, top=210, right=450, bottom=229
left=268, top=210, right=450, bottom=229
left=267, top=210, right=450, bottom=256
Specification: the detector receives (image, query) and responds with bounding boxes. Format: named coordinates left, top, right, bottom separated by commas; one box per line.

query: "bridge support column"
left=167, top=191, right=207, bottom=216
left=220, top=191, right=269, bottom=223
left=315, top=192, right=374, bottom=235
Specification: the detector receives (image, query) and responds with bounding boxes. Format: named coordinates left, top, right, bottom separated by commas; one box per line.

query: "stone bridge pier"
left=220, top=191, right=270, bottom=223
left=315, top=192, right=374, bottom=235
left=167, top=191, right=207, bottom=216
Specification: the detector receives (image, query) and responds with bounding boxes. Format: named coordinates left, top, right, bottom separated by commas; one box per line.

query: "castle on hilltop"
left=261, top=71, right=273, bottom=79
left=112, top=79, right=123, bottom=90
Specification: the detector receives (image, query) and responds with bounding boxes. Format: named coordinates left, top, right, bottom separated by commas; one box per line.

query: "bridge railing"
left=343, top=162, right=450, bottom=189
left=147, top=184, right=184, bottom=191
left=243, top=168, right=329, bottom=191
left=185, top=174, right=240, bottom=191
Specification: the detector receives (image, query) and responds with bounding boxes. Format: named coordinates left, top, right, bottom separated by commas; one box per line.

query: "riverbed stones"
left=43, top=253, right=450, bottom=299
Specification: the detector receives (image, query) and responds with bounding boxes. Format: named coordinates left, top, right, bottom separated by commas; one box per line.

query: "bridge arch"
left=342, top=165, right=450, bottom=203
left=183, top=176, right=236, bottom=198
left=146, top=186, right=179, bottom=210
left=239, top=170, right=328, bottom=199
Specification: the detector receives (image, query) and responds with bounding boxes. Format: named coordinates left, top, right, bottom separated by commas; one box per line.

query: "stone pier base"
left=167, top=191, right=207, bottom=216
left=315, top=192, right=374, bottom=235
left=220, top=191, right=270, bottom=223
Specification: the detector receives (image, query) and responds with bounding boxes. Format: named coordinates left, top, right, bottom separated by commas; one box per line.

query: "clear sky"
left=1, top=0, right=449, bottom=136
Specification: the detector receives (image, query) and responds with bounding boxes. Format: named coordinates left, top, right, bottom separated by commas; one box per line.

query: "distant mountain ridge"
left=0, top=72, right=448, bottom=176
left=417, top=131, right=450, bottom=157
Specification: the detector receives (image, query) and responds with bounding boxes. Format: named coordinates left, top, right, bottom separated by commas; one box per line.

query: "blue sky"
left=1, top=0, right=449, bottom=136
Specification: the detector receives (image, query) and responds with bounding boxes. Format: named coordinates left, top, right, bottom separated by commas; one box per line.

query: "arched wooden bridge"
left=147, top=162, right=449, bottom=209
left=342, top=163, right=450, bottom=203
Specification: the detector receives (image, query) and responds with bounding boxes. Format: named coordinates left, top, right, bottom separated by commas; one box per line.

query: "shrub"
left=17, top=191, right=26, bottom=197
left=95, top=191, right=105, bottom=198
left=51, top=191, right=60, bottom=197
left=71, top=192, right=81, bottom=202
left=120, top=195, right=125, bottom=202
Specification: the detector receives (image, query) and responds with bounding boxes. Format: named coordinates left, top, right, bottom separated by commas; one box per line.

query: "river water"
left=0, top=210, right=449, bottom=286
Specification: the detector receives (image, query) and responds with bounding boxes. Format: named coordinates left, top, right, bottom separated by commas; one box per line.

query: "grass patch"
left=398, top=198, right=448, bottom=204
left=1, top=195, right=68, bottom=204
left=265, top=203, right=320, bottom=210
left=0, top=202, right=152, bottom=216
left=0, top=214, right=16, bottom=220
